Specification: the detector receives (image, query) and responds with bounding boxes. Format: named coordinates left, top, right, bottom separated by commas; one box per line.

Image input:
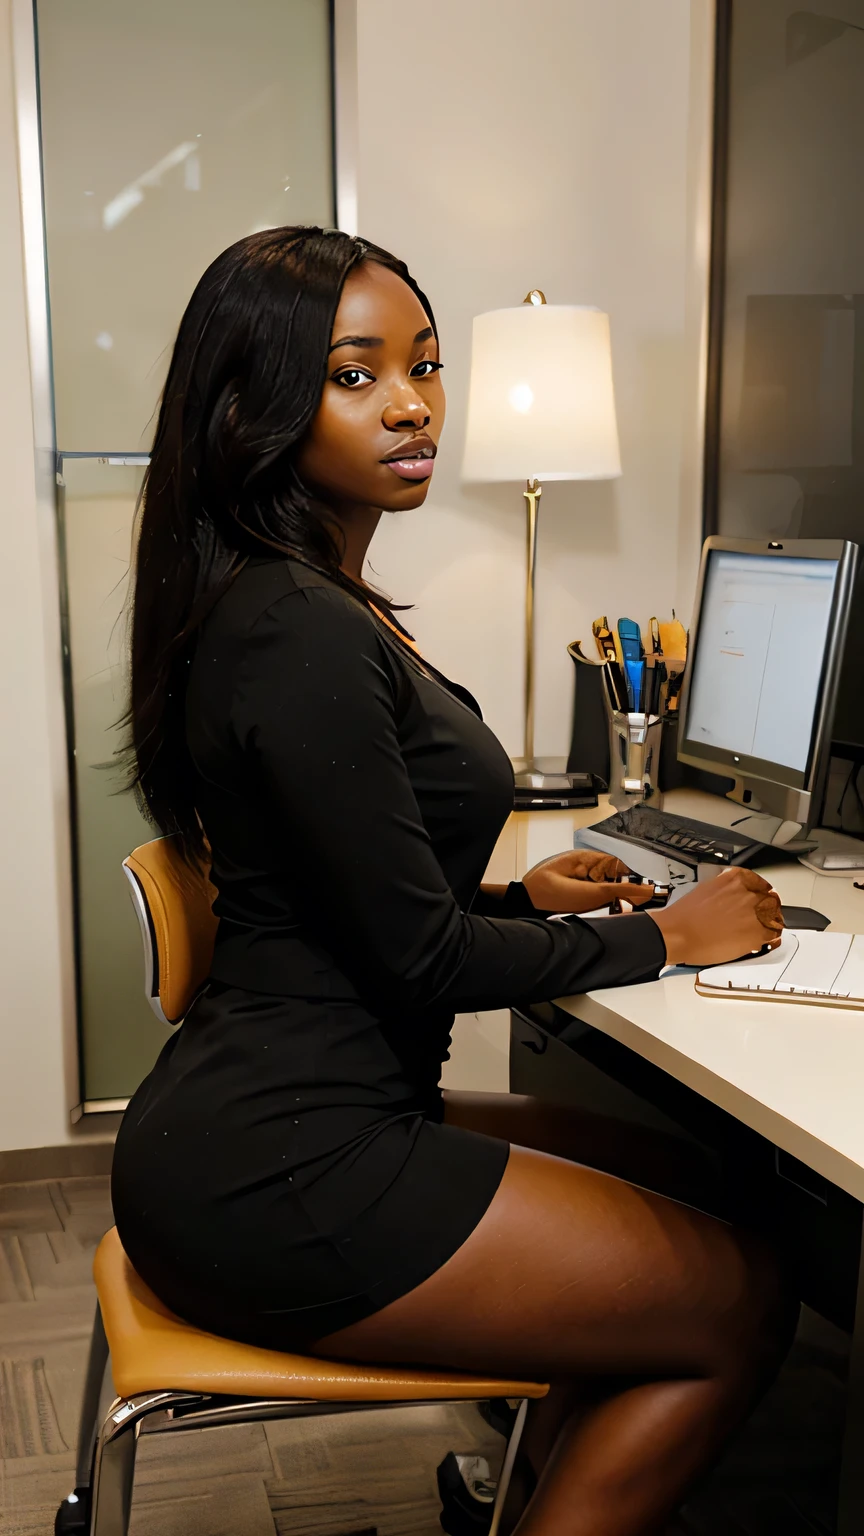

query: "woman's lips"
left=382, top=456, right=436, bottom=481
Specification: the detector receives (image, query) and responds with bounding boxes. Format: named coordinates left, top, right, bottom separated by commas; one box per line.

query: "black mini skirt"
left=111, top=984, right=510, bottom=1349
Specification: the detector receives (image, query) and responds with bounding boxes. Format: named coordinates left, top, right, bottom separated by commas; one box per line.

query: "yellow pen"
left=591, top=616, right=618, bottom=664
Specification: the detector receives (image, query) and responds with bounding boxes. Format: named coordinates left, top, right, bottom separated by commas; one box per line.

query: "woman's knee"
left=697, top=1226, right=798, bottom=1385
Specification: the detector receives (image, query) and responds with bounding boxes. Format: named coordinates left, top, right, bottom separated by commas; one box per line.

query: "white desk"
left=565, top=876, right=864, bottom=1202
left=516, top=787, right=864, bottom=1531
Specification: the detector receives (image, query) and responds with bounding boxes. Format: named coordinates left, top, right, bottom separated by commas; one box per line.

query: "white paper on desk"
left=697, top=930, right=864, bottom=1005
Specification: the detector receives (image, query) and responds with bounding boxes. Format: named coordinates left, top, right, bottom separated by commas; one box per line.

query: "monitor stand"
left=721, top=778, right=818, bottom=853
left=723, top=793, right=864, bottom=869
left=797, top=828, right=864, bottom=875
left=721, top=808, right=817, bottom=853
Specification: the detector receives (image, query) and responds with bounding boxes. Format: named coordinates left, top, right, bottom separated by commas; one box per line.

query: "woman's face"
left=296, top=261, right=445, bottom=513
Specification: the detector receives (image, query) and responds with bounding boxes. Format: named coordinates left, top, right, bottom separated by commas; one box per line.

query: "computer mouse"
left=779, top=905, right=830, bottom=930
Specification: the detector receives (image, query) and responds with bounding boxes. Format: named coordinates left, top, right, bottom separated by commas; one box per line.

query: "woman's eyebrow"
left=329, top=334, right=383, bottom=352
left=329, top=327, right=434, bottom=353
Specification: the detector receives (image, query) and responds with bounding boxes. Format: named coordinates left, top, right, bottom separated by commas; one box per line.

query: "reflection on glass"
left=718, top=0, right=864, bottom=545
left=61, top=459, right=171, bottom=1099
left=716, top=0, right=864, bottom=784
left=37, top=0, right=333, bottom=450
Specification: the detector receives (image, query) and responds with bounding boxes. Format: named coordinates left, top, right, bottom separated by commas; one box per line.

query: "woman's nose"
left=382, top=392, right=430, bottom=432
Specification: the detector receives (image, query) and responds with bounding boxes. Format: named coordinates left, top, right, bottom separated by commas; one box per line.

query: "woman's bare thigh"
left=443, top=1088, right=725, bottom=1216
left=316, top=1144, right=783, bottom=1384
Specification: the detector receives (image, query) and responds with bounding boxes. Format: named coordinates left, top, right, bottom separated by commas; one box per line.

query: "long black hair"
left=128, top=225, right=435, bottom=862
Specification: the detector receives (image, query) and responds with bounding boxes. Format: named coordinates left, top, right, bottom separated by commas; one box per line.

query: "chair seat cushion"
left=95, top=1228, right=548, bottom=1403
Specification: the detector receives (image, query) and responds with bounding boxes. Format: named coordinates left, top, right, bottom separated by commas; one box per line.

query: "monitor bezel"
left=676, top=536, right=859, bottom=800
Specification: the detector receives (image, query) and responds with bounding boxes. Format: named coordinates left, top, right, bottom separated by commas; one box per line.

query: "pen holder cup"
left=609, top=711, right=665, bottom=810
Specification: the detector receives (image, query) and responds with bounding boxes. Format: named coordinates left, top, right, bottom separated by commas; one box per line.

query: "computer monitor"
left=677, top=537, right=859, bottom=844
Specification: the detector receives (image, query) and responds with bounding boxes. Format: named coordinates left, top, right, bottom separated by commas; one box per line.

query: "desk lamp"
left=462, top=291, right=622, bottom=798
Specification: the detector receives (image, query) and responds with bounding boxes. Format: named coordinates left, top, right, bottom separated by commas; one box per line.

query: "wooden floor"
left=0, top=1174, right=849, bottom=1535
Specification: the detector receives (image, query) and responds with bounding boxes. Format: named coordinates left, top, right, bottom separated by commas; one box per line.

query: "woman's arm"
left=232, top=585, right=667, bottom=1016
left=475, top=851, right=655, bottom=918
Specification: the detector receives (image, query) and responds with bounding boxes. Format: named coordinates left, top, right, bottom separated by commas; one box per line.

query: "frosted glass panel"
left=61, top=458, right=172, bottom=1100
left=37, top=0, right=334, bottom=1102
left=37, top=0, right=333, bottom=450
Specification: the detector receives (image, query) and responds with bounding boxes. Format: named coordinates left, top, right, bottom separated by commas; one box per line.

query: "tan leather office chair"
left=121, top=835, right=219, bottom=1026
left=56, top=836, right=547, bottom=1536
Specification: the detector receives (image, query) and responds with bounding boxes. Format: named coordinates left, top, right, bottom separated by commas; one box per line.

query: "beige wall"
left=0, top=0, right=714, bottom=1145
left=358, top=0, right=713, bottom=760
left=0, top=0, right=92, bottom=1150
left=354, top=0, right=715, bottom=1089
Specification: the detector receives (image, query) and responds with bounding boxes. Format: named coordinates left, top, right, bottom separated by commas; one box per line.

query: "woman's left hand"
left=522, top=849, right=654, bottom=914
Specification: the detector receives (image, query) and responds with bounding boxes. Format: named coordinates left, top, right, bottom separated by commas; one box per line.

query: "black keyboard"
left=591, top=805, right=769, bottom=869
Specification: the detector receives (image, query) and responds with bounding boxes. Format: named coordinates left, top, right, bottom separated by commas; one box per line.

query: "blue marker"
left=617, top=618, right=644, bottom=711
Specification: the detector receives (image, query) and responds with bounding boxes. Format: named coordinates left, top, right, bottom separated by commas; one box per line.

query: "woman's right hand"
left=646, top=866, right=784, bottom=967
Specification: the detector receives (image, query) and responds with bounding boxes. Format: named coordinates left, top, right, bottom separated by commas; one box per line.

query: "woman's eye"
left=334, top=367, right=374, bottom=389
left=411, top=360, right=443, bottom=379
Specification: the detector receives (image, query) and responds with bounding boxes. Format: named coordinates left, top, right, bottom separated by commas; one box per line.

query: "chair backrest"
left=122, top=837, right=218, bottom=1026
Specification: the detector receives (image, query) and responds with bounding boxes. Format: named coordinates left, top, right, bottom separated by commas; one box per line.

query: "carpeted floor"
left=0, top=1174, right=849, bottom=1535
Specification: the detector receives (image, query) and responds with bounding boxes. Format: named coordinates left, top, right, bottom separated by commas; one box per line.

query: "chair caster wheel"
left=55, top=1488, right=90, bottom=1533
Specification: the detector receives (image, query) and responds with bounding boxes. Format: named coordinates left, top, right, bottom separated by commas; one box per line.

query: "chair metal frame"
left=59, top=1299, right=529, bottom=1536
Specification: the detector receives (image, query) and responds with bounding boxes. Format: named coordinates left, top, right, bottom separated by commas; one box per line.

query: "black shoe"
left=55, top=1489, right=90, bottom=1534
left=436, top=1451, right=497, bottom=1536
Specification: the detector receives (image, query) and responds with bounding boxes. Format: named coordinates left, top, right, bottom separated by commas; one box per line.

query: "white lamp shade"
left=461, top=303, right=622, bottom=483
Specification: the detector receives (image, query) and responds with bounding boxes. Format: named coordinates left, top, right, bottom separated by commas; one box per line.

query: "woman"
left=113, top=227, right=794, bottom=1536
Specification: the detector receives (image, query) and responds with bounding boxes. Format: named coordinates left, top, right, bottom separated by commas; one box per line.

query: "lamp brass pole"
left=522, top=476, right=541, bottom=765
left=520, top=288, right=546, bottom=769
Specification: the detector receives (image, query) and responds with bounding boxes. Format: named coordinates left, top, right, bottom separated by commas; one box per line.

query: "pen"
left=645, top=659, right=655, bottom=717
left=655, top=659, right=667, bottom=716
left=608, top=659, right=628, bottom=712
left=605, top=657, right=624, bottom=709
left=624, top=658, right=645, bottom=712
left=600, top=657, right=628, bottom=713
left=659, top=612, right=687, bottom=662
left=617, top=617, right=643, bottom=661
left=592, top=617, right=618, bottom=664
left=617, top=618, right=644, bottom=711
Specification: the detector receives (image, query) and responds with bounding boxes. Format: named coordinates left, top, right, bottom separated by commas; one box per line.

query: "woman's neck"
left=331, top=503, right=383, bottom=583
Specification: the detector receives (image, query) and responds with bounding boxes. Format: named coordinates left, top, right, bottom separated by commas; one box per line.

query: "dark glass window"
left=709, top=1, right=864, bottom=825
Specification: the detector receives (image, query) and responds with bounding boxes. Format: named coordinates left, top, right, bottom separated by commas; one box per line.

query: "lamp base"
left=512, top=758, right=598, bottom=811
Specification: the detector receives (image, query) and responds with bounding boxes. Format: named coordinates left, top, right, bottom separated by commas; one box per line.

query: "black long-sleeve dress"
left=112, top=557, right=666, bottom=1348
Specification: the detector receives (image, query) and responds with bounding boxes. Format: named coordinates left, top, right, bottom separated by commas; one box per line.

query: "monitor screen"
left=684, top=550, right=839, bottom=775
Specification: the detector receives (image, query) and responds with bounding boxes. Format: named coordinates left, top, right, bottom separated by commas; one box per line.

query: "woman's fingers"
left=586, top=855, right=633, bottom=883
left=526, top=875, right=656, bottom=914
left=719, top=865, right=773, bottom=895
left=523, top=849, right=654, bottom=912
left=754, top=890, right=784, bottom=932
left=565, top=851, right=630, bottom=882
left=716, top=866, right=785, bottom=931
left=604, top=881, right=656, bottom=908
